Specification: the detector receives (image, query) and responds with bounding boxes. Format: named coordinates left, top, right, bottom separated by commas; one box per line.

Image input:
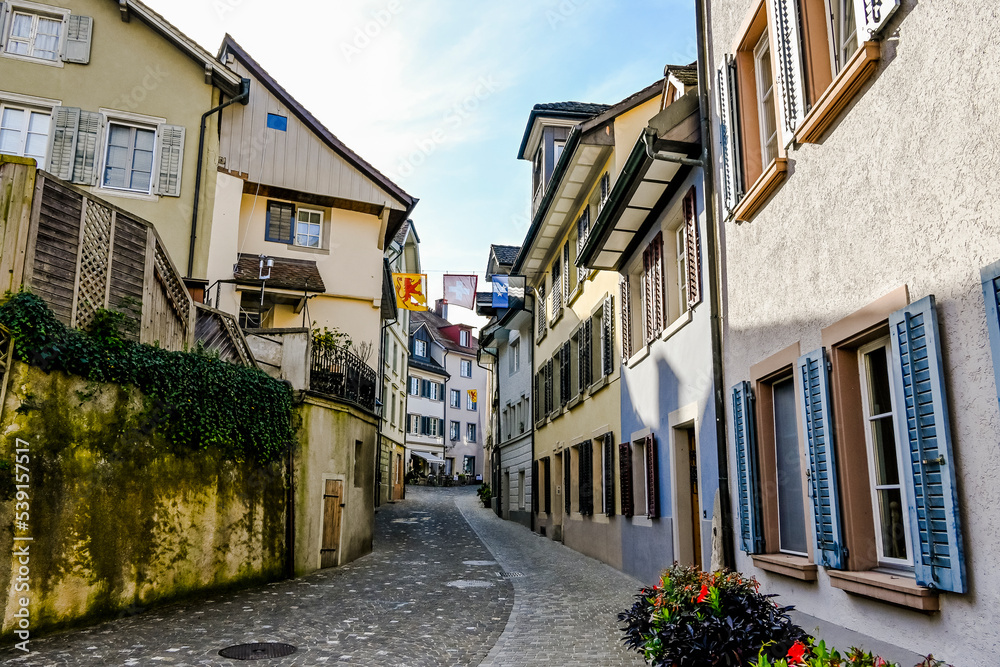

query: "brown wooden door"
left=688, top=439, right=703, bottom=569
left=321, top=479, right=344, bottom=568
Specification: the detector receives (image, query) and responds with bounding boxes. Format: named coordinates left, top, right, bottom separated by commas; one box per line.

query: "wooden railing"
left=310, top=345, right=377, bottom=412
left=0, top=157, right=253, bottom=366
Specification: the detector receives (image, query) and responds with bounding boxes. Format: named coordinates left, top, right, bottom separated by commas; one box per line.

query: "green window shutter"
left=154, top=124, right=185, bottom=197
left=47, top=106, right=81, bottom=181
left=797, top=348, right=846, bottom=569
left=420, top=416, right=429, bottom=435
left=717, top=57, right=744, bottom=216
left=645, top=435, right=659, bottom=519
left=603, top=433, right=615, bottom=516
left=981, top=260, right=1000, bottom=409
left=772, top=0, right=807, bottom=143
left=265, top=201, right=294, bottom=243
left=619, top=441, right=633, bottom=517
left=889, top=295, right=966, bottom=593
left=62, top=15, right=93, bottom=64
left=72, top=110, right=102, bottom=186
left=731, top=381, right=764, bottom=553
left=854, top=0, right=900, bottom=38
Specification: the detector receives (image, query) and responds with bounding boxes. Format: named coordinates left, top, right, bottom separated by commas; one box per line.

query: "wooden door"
left=321, top=479, right=344, bottom=568
left=688, top=438, right=703, bottom=569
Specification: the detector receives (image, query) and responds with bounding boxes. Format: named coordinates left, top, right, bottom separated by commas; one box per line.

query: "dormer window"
left=414, top=339, right=427, bottom=358
left=460, top=330, right=470, bottom=347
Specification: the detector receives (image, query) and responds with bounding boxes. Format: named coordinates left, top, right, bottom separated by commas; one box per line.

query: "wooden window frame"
left=0, top=102, right=51, bottom=168
left=294, top=207, right=323, bottom=249
left=3, top=5, right=65, bottom=65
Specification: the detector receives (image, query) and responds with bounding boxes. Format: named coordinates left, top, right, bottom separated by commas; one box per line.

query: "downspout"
left=186, top=77, right=251, bottom=278
left=695, top=0, right=735, bottom=570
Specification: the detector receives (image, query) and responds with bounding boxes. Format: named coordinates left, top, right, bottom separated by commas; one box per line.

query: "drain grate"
left=218, top=643, right=297, bottom=660
left=496, top=571, right=524, bottom=578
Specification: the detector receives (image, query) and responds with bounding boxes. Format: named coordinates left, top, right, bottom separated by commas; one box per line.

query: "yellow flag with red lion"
left=393, top=273, right=428, bottom=311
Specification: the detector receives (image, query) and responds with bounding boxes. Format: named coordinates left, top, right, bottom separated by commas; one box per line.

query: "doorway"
left=672, top=425, right=702, bottom=568
left=321, top=479, right=344, bottom=568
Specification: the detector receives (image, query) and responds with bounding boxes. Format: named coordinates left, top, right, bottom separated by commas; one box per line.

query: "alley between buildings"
left=1, top=486, right=642, bottom=667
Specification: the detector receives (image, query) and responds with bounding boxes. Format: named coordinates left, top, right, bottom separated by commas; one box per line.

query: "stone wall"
left=0, top=362, right=287, bottom=640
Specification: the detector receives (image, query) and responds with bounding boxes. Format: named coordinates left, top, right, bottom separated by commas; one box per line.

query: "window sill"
left=828, top=569, right=939, bottom=612
left=796, top=42, right=881, bottom=144
left=567, top=394, right=582, bottom=410
left=285, top=244, right=330, bottom=255
left=588, top=374, right=610, bottom=394
left=752, top=554, right=817, bottom=581
left=549, top=306, right=564, bottom=327
left=568, top=284, right=585, bottom=306
left=661, top=309, right=692, bottom=342
left=536, top=330, right=547, bottom=346
left=1, top=51, right=64, bottom=68
left=626, top=344, right=650, bottom=369
left=732, top=158, right=787, bottom=223
left=96, top=187, right=157, bottom=203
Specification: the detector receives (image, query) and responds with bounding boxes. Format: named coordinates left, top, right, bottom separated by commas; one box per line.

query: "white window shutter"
left=0, top=3, right=8, bottom=51
left=72, top=111, right=102, bottom=186
left=62, top=15, right=93, bottom=64
left=854, top=0, right=900, bottom=39
left=771, top=0, right=807, bottom=145
left=47, top=106, right=81, bottom=181
left=153, top=124, right=185, bottom=197
left=716, top=56, right=743, bottom=216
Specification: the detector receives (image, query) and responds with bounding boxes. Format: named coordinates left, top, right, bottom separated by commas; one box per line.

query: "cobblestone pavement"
left=458, top=495, right=645, bottom=667
left=2, top=487, right=513, bottom=666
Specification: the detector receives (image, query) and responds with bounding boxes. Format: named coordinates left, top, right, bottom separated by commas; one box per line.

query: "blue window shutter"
left=980, top=260, right=1000, bottom=410
left=797, top=348, right=846, bottom=569
left=889, top=295, right=966, bottom=593
left=731, top=381, right=763, bottom=553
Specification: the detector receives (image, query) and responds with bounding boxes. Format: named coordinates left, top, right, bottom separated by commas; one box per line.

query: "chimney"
left=435, top=299, right=448, bottom=320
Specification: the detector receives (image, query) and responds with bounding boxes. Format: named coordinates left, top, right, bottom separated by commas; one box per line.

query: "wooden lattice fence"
left=0, top=157, right=254, bottom=364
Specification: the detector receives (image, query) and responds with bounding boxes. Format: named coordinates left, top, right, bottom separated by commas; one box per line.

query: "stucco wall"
left=710, top=0, right=1000, bottom=661
left=294, top=395, right=378, bottom=575
left=443, top=350, right=486, bottom=477
left=495, top=313, right=534, bottom=526
left=0, top=363, right=286, bottom=640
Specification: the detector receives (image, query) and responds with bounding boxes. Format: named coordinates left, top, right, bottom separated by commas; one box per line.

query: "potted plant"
left=476, top=483, right=493, bottom=508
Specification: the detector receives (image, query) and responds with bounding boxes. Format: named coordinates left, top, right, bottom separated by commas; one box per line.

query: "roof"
left=490, top=244, right=520, bottom=266
left=114, top=1, right=241, bottom=95
left=219, top=35, right=417, bottom=242
left=531, top=101, right=613, bottom=115
left=410, top=310, right=478, bottom=354
left=409, top=356, right=449, bottom=377
left=666, top=63, right=699, bottom=86
left=393, top=219, right=415, bottom=246
left=234, top=253, right=326, bottom=292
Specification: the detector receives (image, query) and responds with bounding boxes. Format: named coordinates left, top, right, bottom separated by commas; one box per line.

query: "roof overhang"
left=517, top=112, right=593, bottom=161
left=579, top=91, right=702, bottom=271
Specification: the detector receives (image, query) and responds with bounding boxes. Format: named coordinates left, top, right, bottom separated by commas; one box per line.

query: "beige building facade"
left=710, top=0, right=1000, bottom=662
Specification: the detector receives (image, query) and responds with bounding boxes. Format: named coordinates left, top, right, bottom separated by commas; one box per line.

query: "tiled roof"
left=393, top=219, right=414, bottom=246
left=531, top=101, right=612, bottom=116
left=410, top=310, right=478, bottom=354
left=491, top=244, right=520, bottom=266
left=409, top=356, right=449, bottom=377
left=666, top=63, right=699, bottom=86
left=234, top=253, right=326, bottom=292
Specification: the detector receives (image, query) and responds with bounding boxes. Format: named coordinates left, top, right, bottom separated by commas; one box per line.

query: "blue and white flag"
left=492, top=275, right=525, bottom=310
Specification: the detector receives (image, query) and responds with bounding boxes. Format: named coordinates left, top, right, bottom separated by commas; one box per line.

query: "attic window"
left=266, top=113, right=287, bottom=131
left=460, top=330, right=470, bottom=347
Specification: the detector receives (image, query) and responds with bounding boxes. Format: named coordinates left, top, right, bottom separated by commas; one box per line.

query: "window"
left=831, top=0, right=858, bottom=74
left=407, top=414, right=419, bottom=434
left=295, top=208, right=322, bottom=248
left=0, top=104, right=50, bottom=168
left=460, top=330, right=470, bottom=347
left=408, top=376, right=419, bottom=395
left=414, top=338, right=428, bottom=358
left=429, top=382, right=441, bottom=401
left=553, top=141, right=564, bottom=164
left=858, top=338, right=912, bottom=566
left=265, top=201, right=294, bottom=243
left=464, top=456, right=476, bottom=476
left=518, top=469, right=526, bottom=509
left=509, top=339, right=520, bottom=374
left=676, top=225, right=688, bottom=312
left=102, top=123, right=156, bottom=194
left=460, top=359, right=472, bottom=377
left=449, top=389, right=460, bottom=408
left=752, top=33, right=778, bottom=169
left=536, top=285, right=547, bottom=338
left=771, top=376, right=808, bottom=555
left=467, top=423, right=476, bottom=442
left=6, top=10, right=62, bottom=61
left=390, top=395, right=396, bottom=425
left=450, top=420, right=460, bottom=441
left=550, top=256, right=562, bottom=315
left=466, top=390, right=477, bottom=411
left=576, top=210, right=590, bottom=283
left=597, top=172, right=610, bottom=213
left=427, top=418, right=440, bottom=437
left=392, top=342, right=398, bottom=373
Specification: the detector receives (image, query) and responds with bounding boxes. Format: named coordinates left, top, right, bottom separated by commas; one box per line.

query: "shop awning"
left=411, top=451, right=445, bottom=464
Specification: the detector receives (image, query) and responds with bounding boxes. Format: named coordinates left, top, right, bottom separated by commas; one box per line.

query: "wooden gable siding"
left=219, top=62, right=401, bottom=210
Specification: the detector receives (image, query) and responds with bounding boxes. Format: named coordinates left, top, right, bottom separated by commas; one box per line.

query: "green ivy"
left=0, top=291, right=294, bottom=464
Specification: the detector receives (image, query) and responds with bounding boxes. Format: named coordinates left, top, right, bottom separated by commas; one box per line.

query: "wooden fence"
left=0, top=157, right=254, bottom=365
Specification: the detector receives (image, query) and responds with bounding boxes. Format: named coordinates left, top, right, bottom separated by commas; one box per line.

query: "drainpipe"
left=186, top=77, right=251, bottom=278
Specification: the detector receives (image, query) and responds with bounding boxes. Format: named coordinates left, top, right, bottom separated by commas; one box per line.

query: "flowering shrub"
left=618, top=564, right=807, bottom=666
left=752, top=639, right=953, bottom=667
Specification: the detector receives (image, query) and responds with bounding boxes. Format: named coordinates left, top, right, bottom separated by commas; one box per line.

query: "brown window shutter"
left=684, top=187, right=702, bottom=307
left=642, top=245, right=653, bottom=342
left=619, top=441, right=633, bottom=517
left=620, top=277, right=632, bottom=361
left=652, top=232, right=665, bottom=334
left=603, top=433, right=616, bottom=516
left=645, top=435, right=659, bottom=518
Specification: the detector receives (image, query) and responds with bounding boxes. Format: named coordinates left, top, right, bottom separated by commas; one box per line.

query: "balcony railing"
left=310, top=346, right=377, bottom=412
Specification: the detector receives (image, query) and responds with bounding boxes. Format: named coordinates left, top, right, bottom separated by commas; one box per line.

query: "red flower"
left=786, top=641, right=807, bottom=665
left=696, top=584, right=709, bottom=603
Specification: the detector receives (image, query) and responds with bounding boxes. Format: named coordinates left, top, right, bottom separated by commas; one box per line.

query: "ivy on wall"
left=0, top=292, right=294, bottom=464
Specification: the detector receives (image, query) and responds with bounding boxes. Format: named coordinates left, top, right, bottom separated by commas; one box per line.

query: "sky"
left=155, top=0, right=697, bottom=330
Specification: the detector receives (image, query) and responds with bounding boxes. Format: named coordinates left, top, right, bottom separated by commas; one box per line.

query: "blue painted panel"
left=266, top=113, right=288, bottom=131
left=889, top=295, right=966, bottom=593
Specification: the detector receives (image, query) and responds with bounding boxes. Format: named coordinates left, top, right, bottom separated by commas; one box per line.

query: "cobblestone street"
left=1, top=486, right=642, bottom=666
